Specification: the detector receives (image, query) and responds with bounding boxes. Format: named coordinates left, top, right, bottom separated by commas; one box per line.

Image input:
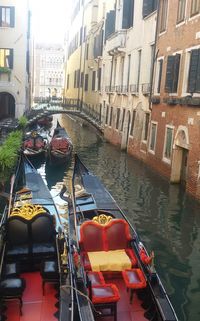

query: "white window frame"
left=148, top=121, right=158, bottom=154
left=154, top=56, right=164, bottom=95
left=162, top=125, right=174, bottom=164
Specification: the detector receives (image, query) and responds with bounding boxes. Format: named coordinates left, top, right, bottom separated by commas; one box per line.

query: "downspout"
left=77, top=2, right=85, bottom=110
left=149, top=1, right=161, bottom=111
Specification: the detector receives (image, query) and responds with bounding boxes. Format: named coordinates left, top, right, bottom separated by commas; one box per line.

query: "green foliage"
left=0, top=66, right=11, bottom=74
left=18, top=116, right=28, bottom=129
left=0, top=130, right=23, bottom=183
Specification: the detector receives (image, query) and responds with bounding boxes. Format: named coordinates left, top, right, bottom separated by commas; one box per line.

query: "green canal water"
left=1, top=114, right=200, bottom=321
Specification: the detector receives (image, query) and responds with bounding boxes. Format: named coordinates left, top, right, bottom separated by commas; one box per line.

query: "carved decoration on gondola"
left=92, top=214, right=113, bottom=225
left=10, top=203, right=46, bottom=220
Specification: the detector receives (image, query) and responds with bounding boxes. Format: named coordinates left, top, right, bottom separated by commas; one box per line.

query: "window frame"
left=142, top=112, right=150, bottom=142
left=163, top=125, right=174, bottom=163
left=0, top=48, right=13, bottom=69
left=148, top=121, right=158, bottom=153
left=190, top=0, right=200, bottom=17
left=176, top=0, right=186, bottom=24
left=159, top=0, right=168, bottom=34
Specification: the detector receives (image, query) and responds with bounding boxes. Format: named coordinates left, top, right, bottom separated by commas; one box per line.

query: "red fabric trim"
left=125, top=249, right=138, bottom=267
left=139, top=249, right=152, bottom=265
left=80, top=252, right=91, bottom=270
left=92, top=284, right=120, bottom=304
left=122, top=269, right=147, bottom=289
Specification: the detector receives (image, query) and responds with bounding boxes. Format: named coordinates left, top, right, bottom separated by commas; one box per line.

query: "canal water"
left=2, top=114, right=199, bottom=321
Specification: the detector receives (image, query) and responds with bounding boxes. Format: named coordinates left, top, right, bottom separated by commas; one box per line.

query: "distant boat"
left=49, top=121, right=72, bottom=163
left=23, top=130, right=47, bottom=158
left=37, top=115, right=53, bottom=126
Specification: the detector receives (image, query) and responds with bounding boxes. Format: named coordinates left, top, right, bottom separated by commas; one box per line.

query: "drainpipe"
left=77, top=2, right=85, bottom=110
left=149, top=1, right=161, bottom=111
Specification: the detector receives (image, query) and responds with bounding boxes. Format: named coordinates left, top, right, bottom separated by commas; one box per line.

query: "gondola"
left=0, top=154, right=73, bottom=321
left=37, top=115, right=53, bottom=127
left=49, top=122, right=72, bottom=164
left=66, top=154, right=178, bottom=321
left=23, top=130, right=47, bottom=158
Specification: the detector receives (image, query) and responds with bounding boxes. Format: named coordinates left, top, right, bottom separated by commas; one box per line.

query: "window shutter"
left=188, top=49, right=199, bottom=93
left=98, top=68, right=101, bottom=90
left=105, top=10, right=116, bottom=41
left=92, top=70, right=96, bottom=91
left=10, top=7, right=15, bottom=28
left=122, top=0, right=134, bottom=29
left=84, top=74, right=88, bottom=91
left=157, top=59, right=163, bottom=93
left=172, top=54, right=180, bottom=92
left=196, top=50, right=200, bottom=92
left=143, top=0, right=152, bottom=18
left=9, top=49, right=14, bottom=69
left=165, top=55, right=175, bottom=93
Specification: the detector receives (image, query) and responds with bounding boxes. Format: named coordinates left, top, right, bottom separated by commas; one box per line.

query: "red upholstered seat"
left=105, top=219, right=132, bottom=250
left=79, top=221, right=104, bottom=252
left=122, top=268, right=147, bottom=304
left=91, top=284, right=120, bottom=304
left=87, top=271, right=105, bottom=286
left=125, top=249, right=138, bottom=267
left=80, top=252, right=91, bottom=270
left=122, top=268, right=146, bottom=289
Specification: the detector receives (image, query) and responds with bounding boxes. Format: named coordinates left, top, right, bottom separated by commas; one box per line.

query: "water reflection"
left=29, top=115, right=200, bottom=321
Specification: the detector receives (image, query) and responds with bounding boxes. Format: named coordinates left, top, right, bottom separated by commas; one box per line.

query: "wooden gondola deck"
left=6, top=272, right=58, bottom=321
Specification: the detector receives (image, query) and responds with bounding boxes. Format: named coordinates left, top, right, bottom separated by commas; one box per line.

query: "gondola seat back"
left=5, top=213, right=56, bottom=262
left=79, top=219, right=137, bottom=270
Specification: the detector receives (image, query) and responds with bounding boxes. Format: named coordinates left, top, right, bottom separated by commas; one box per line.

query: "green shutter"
left=165, top=56, right=175, bottom=93
left=188, top=49, right=200, bottom=93
left=172, top=54, right=180, bottom=93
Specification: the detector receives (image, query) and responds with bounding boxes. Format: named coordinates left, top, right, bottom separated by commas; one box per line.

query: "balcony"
left=129, top=84, right=139, bottom=95
left=107, top=30, right=127, bottom=56
left=142, top=83, right=151, bottom=96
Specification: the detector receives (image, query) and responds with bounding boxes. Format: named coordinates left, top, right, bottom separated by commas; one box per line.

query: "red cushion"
left=80, top=252, right=91, bottom=270
left=87, top=272, right=105, bottom=285
left=79, top=221, right=104, bottom=252
left=105, top=219, right=132, bottom=251
left=122, top=269, right=147, bottom=289
left=91, top=284, right=120, bottom=304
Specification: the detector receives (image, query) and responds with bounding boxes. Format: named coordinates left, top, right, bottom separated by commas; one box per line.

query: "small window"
left=98, top=68, right=101, bottom=91
left=116, top=108, right=120, bottom=129
left=159, top=0, right=168, bottom=33
left=0, top=48, right=13, bottom=68
left=164, top=127, right=173, bottom=160
left=190, top=0, right=200, bottom=16
left=109, top=107, right=113, bottom=126
left=121, top=109, right=125, bottom=131
left=177, top=0, right=186, bottom=23
left=105, top=105, right=109, bottom=125
left=84, top=74, right=88, bottom=91
left=0, top=6, right=15, bottom=28
left=143, top=113, right=150, bottom=141
left=149, top=122, right=157, bottom=152
left=92, top=70, right=96, bottom=91
left=130, top=110, right=136, bottom=136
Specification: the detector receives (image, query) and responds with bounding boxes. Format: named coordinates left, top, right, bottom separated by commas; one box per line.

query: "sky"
left=30, top=0, right=71, bottom=45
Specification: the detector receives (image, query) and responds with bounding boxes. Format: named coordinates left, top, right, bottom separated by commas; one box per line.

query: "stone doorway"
left=170, top=126, right=189, bottom=185
left=0, top=92, right=15, bottom=119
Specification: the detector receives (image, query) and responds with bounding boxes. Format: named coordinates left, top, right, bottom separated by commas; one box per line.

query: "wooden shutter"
left=172, top=54, right=180, bottom=92
left=122, top=0, right=134, bottom=29
left=143, top=0, right=152, bottom=18
left=157, top=59, right=163, bottom=93
left=105, top=10, right=115, bottom=41
left=165, top=56, right=174, bottom=93
left=196, top=50, right=200, bottom=92
left=188, top=49, right=200, bottom=93
left=10, top=7, right=15, bottom=27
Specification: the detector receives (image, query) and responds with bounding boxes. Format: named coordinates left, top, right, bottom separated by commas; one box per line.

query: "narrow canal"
left=10, top=115, right=200, bottom=321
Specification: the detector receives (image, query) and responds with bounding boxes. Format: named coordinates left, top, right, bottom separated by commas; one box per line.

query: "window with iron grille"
left=0, top=6, right=15, bottom=27
left=164, top=127, right=173, bottom=159
left=177, top=0, right=186, bottom=23
left=149, top=122, right=157, bottom=152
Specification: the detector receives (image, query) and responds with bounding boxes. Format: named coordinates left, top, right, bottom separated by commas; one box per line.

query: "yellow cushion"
left=88, top=249, right=132, bottom=272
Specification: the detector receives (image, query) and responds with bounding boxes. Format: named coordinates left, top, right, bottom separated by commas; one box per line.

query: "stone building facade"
left=0, top=0, right=33, bottom=119
left=34, top=44, right=64, bottom=102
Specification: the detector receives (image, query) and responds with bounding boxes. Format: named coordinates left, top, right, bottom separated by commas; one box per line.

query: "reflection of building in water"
left=34, top=43, right=64, bottom=102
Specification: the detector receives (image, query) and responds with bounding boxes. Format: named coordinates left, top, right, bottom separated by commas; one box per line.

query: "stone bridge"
left=27, top=99, right=104, bottom=134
